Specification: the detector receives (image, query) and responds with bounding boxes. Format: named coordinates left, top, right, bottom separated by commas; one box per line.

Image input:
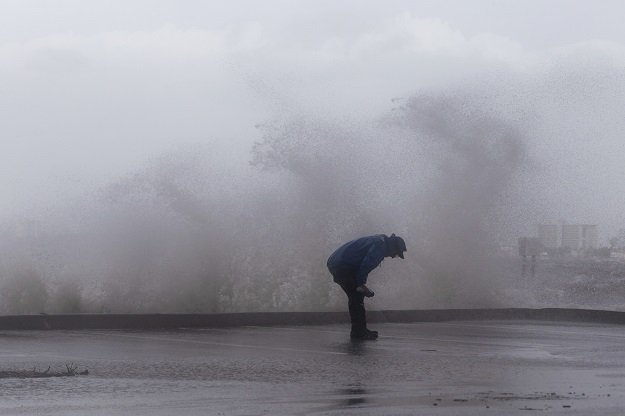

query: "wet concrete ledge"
left=1, top=308, right=625, bottom=330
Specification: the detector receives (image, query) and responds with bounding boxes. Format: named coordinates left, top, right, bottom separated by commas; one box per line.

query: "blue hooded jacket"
left=327, top=234, right=388, bottom=286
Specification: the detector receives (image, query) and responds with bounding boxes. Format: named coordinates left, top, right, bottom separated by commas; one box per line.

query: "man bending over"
left=327, top=234, right=407, bottom=340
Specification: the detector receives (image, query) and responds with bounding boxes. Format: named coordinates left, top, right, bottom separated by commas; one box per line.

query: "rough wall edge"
left=0, top=308, right=624, bottom=330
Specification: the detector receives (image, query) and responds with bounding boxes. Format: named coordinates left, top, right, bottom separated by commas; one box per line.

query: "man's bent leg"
left=332, top=274, right=366, bottom=335
left=330, top=268, right=376, bottom=340
left=346, top=289, right=367, bottom=336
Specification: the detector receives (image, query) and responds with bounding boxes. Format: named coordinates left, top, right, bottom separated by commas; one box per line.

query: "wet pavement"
left=1, top=320, right=625, bottom=414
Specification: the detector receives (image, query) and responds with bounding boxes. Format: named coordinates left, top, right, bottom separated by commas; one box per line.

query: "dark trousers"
left=330, top=268, right=367, bottom=334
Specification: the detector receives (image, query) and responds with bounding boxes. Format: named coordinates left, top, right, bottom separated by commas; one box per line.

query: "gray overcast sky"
left=3, top=1, right=625, bottom=46
left=2, top=0, right=625, bottom=239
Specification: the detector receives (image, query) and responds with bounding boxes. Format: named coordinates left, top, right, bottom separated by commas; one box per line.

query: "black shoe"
left=366, top=329, right=378, bottom=338
left=350, top=331, right=378, bottom=341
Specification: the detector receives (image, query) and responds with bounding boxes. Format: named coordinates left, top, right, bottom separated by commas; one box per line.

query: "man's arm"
left=355, top=242, right=385, bottom=286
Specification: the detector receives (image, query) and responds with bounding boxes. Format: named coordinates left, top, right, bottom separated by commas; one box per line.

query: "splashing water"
left=1, top=75, right=624, bottom=314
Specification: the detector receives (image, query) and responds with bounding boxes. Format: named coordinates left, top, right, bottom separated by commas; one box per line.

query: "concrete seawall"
left=2, top=308, right=625, bottom=330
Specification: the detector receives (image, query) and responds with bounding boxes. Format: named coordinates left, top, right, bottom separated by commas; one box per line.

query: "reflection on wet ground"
left=1, top=321, right=625, bottom=414
left=338, top=384, right=368, bottom=406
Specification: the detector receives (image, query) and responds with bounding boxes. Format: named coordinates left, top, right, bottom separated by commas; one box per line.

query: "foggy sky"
left=2, top=0, right=625, bottom=239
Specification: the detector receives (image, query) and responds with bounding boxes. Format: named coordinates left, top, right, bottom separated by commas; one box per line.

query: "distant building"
left=533, top=223, right=598, bottom=254
left=518, top=237, right=542, bottom=256
left=537, top=224, right=559, bottom=249
left=561, top=224, right=598, bottom=251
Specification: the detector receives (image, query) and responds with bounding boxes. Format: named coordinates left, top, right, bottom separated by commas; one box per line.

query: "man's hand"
left=356, top=285, right=375, bottom=298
